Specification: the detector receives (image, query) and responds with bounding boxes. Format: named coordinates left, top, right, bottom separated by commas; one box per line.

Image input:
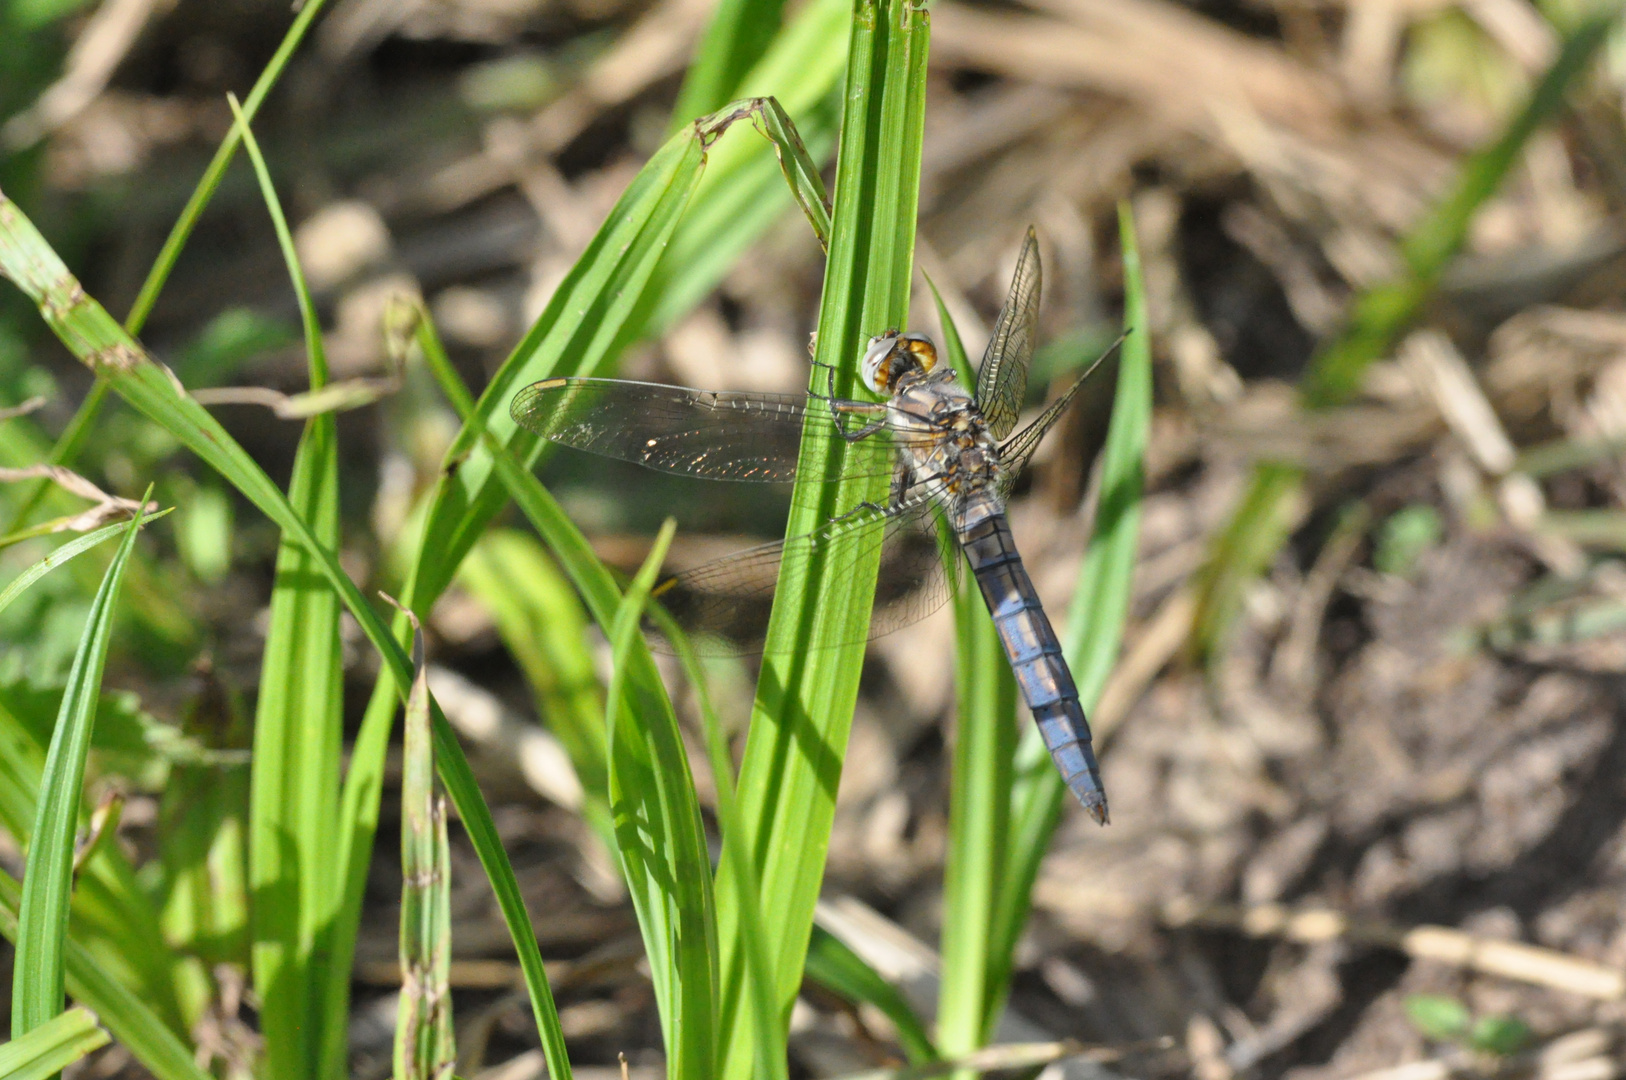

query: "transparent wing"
left=975, top=227, right=1042, bottom=441
left=995, top=337, right=1121, bottom=495
left=512, top=377, right=932, bottom=482
left=650, top=491, right=961, bottom=656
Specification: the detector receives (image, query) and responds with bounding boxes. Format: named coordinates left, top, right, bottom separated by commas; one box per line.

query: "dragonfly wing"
left=651, top=493, right=958, bottom=656
left=511, top=377, right=911, bottom=482
left=975, top=228, right=1042, bottom=441
left=995, top=336, right=1122, bottom=495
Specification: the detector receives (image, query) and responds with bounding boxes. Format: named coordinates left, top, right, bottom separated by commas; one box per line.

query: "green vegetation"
left=0, top=0, right=1150, bottom=1074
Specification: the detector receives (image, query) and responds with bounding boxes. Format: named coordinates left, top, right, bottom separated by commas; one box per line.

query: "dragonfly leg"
left=809, top=360, right=888, bottom=440
left=825, top=465, right=920, bottom=530
left=828, top=497, right=890, bottom=524
left=890, top=460, right=911, bottom=507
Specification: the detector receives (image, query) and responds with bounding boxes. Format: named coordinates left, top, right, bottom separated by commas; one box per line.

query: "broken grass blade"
left=393, top=606, right=456, bottom=1080
left=748, top=96, right=833, bottom=248
left=0, top=1005, right=108, bottom=1080
left=646, top=0, right=847, bottom=335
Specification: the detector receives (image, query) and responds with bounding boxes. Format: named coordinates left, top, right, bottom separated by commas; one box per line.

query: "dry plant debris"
left=7, top=0, right=1626, bottom=1078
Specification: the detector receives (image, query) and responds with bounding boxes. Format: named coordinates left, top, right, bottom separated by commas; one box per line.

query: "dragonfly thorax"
left=885, top=367, right=1005, bottom=525
left=862, top=330, right=939, bottom=394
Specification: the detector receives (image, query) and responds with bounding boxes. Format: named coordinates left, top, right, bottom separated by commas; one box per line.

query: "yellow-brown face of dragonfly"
left=860, top=330, right=939, bottom=395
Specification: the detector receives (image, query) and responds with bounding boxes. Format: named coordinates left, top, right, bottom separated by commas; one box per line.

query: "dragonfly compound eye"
left=861, top=332, right=902, bottom=394
left=899, top=333, right=938, bottom=372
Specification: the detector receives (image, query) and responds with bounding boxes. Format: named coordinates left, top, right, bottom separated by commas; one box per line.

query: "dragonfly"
left=511, top=229, right=1114, bottom=823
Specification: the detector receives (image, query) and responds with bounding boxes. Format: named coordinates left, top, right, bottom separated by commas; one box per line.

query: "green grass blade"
left=152, top=741, right=250, bottom=984
left=227, top=98, right=346, bottom=1080
left=12, top=496, right=146, bottom=1037
left=330, top=88, right=847, bottom=1061
left=395, top=619, right=456, bottom=1080
left=423, top=700, right=575, bottom=1080
left=714, top=3, right=930, bottom=1076
left=649, top=604, right=787, bottom=1080
left=417, top=305, right=707, bottom=1080
left=805, top=927, right=937, bottom=1064
left=0, top=869, right=213, bottom=1080
left=0, top=692, right=197, bottom=1036
left=989, top=202, right=1153, bottom=1021
left=124, top=4, right=334, bottom=336
left=1189, top=462, right=1306, bottom=661
left=0, top=183, right=569, bottom=1080
left=646, top=0, right=847, bottom=335
left=4, top=0, right=335, bottom=535
left=458, top=530, right=610, bottom=834
left=0, top=172, right=560, bottom=1080
left=1302, top=13, right=1617, bottom=408
left=1193, top=12, right=1618, bottom=658
left=933, top=284, right=1019, bottom=1059
left=393, top=118, right=709, bottom=613
left=0, top=1005, right=107, bottom=1080
left=0, top=510, right=171, bottom=618
left=605, top=519, right=719, bottom=1080
left=670, top=0, right=787, bottom=125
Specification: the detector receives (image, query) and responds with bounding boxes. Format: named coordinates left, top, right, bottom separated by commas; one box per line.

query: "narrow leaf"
left=715, top=4, right=931, bottom=1077
left=989, top=202, right=1153, bottom=1023
left=650, top=605, right=788, bottom=1080
left=459, top=530, right=610, bottom=836
left=0, top=1005, right=107, bottom=1080
left=0, top=510, right=171, bottom=618
left=12, top=496, right=147, bottom=1037
left=935, top=283, right=1019, bottom=1056
left=805, top=927, right=937, bottom=1064
left=1194, top=11, right=1619, bottom=658
left=228, top=94, right=347, bottom=1080
left=605, top=519, right=719, bottom=1080
left=0, top=869, right=213, bottom=1080
left=395, top=613, right=455, bottom=1080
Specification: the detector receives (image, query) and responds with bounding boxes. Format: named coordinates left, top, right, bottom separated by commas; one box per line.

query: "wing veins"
left=511, top=376, right=937, bottom=482
left=975, top=228, right=1043, bottom=440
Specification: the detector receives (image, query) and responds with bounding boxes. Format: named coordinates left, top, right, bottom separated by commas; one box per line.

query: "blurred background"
left=6, top=0, right=1626, bottom=1077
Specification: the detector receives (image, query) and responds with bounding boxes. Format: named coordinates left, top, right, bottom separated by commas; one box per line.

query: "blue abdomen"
left=958, top=508, right=1108, bottom=823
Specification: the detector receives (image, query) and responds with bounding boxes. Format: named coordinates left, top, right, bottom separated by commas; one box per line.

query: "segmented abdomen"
left=958, top=509, right=1108, bottom=823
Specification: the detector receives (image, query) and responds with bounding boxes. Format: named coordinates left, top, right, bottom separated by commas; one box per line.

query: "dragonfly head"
left=861, top=330, right=938, bottom=395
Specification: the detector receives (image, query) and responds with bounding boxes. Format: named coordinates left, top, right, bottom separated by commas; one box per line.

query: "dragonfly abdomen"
left=959, top=511, right=1109, bottom=824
